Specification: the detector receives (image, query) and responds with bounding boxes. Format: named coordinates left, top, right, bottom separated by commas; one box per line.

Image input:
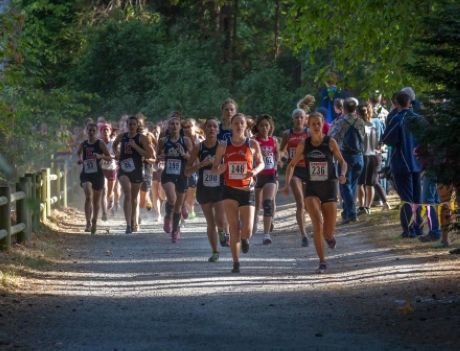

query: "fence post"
left=16, top=177, right=31, bottom=243
left=54, top=164, right=61, bottom=209
left=25, top=173, right=37, bottom=232
left=62, top=161, right=68, bottom=208
left=36, top=172, right=43, bottom=228
left=0, top=186, right=11, bottom=250
left=41, top=168, right=48, bottom=222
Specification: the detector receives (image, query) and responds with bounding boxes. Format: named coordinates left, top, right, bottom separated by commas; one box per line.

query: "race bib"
left=288, top=147, right=296, bottom=160
left=83, top=159, right=98, bottom=174
left=101, top=159, right=117, bottom=171
left=166, top=159, right=181, bottom=175
left=120, top=158, right=135, bottom=173
left=309, top=161, right=328, bottom=181
left=264, top=155, right=275, bottom=170
left=203, top=169, right=220, bottom=187
left=228, top=161, right=247, bottom=180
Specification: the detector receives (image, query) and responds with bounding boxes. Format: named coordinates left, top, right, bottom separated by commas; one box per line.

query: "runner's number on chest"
left=84, top=159, right=98, bottom=174
left=309, top=161, right=328, bottom=181
left=120, top=158, right=135, bottom=173
left=203, top=169, right=220, bottom=187
left=228, top=161, right=247, bottom=179
left=166, top=159, right=181, bottom=175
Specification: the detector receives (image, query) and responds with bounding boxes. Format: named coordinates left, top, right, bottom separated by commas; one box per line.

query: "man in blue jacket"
left=382, top=91, right=423, bottom=237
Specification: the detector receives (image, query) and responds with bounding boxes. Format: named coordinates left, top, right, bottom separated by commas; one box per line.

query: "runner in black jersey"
left=283, top=113, right=347, bottom=274
left=158, top=117, right=193, bottom=243
left=77, top=123, right=112, bottom=234
left=112, top=116, right=153, bottom=234
left=186, top=118, right=227, bottom=262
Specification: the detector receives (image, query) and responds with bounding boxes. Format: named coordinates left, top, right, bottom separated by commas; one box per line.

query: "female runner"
left=283, top=112, right=347, bottom=273
left=77, top=123, right=112, bottom=234
left=186, top=118, right=227, bottom=262
left=99, top=123, right=118, bottom=218
left=253, top=114, right=280, bottom=244
left=280, top=108, right=310, bottom=246
left=158, top=117, right=193, bottom=242
left=212, top=113, right=265, bottom=273
left=113, top=116, right=153, bottom=234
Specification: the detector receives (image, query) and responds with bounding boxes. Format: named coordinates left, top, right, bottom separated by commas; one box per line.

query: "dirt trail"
left=1, top=193, right=459, bottom=350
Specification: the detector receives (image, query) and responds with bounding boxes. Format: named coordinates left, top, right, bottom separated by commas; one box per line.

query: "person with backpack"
left=329, top=97, right=365, bottom=224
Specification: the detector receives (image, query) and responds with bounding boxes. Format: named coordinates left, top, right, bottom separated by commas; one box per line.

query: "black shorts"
left=196, top=184, right=224, bottom=205
left=304, top=180, right=338, bottom=203
left=255, top=174, right=277, bottom=188
left=359, top=155, right=379, bottom=186
left=223, top=186, right=255, bottom=207
left=80, top=172, right=104, bottom=191
left=118, top=168, right=143, bottom=184
left=293, top=166, right=308, bottom=182
left=161, top=173, right=188, bottom=193
left=187, top=173, right=198, bottom=188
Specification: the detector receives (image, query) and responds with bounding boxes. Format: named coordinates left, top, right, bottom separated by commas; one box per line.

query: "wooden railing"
left=0, top=156, right=80, bottom=250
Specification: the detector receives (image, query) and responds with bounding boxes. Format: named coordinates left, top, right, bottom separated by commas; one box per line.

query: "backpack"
left=342, top=119, right=363, bottom=154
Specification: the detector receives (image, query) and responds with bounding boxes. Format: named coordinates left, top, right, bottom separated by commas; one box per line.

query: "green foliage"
left=408, top=1, right=460, bottom=186
left=235, top=65, right=297, bottom=131
left=284, top=0, right=433, bottom=95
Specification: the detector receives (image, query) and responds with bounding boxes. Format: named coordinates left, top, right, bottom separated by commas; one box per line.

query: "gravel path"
left=1, top=194, right=459, bottom=350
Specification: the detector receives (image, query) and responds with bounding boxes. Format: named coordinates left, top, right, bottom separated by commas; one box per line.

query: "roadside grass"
left=0, top=212, right=65, bottom=293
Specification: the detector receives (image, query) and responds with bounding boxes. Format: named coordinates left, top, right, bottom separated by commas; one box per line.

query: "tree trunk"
left=274, top=0, right=280, bottom=61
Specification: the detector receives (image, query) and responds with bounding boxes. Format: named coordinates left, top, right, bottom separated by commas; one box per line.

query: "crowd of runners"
left=74, top=88, right=459, bottom=274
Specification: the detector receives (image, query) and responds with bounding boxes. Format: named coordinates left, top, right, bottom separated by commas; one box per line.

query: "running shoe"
left=181, top=206, right=189, bottom=220
left=241, top=239, right=250, bottom=253
left=208, top=252, right=220, bottom=262
left=125, top=225, right=132, bottom=234
left=90, top=224, right=97, bottom=235
left=301, top=236, right=309, bottom=247
left=171, top=228, right=180, bottom=243
left=101, top=213, right=108, bottom=221
left=132, top=224, right=139, bottom=233
left=225, top=234, right=230, bottom=246
left=163, top=216, right=172, bottom=234
left=145, top=201, right=152, bottom=211
left=449, top=248, right=460, bottom=255
left=231, top=262, right=240, bottom=273
left=218, top=230, right=227, bottom=247
left=263, top=234, right=272, bottom=245
left=188, top=210, right=196, bottom=220
left=326, top=237, right=336, bottom=249
left=315, top=262, right=327, bottom=274
left=84, top=224, right=91, bottom=233
left=419, top=234, right=440, bottom=243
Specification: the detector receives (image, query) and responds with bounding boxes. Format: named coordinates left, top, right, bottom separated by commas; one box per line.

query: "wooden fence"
left=0, top=156, right=80, bottom=250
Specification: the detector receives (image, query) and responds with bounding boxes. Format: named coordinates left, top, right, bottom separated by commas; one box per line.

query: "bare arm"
left=112, top=134, right=122, bottom=159
left=248, top=139, right=265, bottom=177
left=76, top=142, right=83, bottom=164
left=211, top=143, right=226, bottom=175
left=95, top=140, right=112, bottom=161
left=184, top=143, right=202, bottom=177
left=282, top=142, right=305, bottom=192
left=329, top=138, right=347, bottom=184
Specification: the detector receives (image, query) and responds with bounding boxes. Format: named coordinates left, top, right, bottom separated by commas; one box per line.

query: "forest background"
left=0, top=0, right=457, bottom=180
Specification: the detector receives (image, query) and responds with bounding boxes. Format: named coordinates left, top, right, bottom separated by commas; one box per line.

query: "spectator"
left=329, top=97, right=365, bottom=224
left=318, top=72, right=350, bottom=124
left=382, top=91, right=423, bottom=238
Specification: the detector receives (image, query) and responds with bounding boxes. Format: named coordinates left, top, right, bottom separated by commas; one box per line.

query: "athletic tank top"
left=224, top=138, right=253, bottom=188
left=217, top=123, right=232, bottom=142
left=119, top=133, right=143, bottom=173
left=303, top=136, right=337, bottom=182
left=101, top=139, right=117, bottom=171
left=256, top=136, right=277, bottom=176
left=163, top=136, right=187, bottom=177
left=287, top=128, right=309, bottom=167
left=81, top=140, right=103, bottom=175
left=198, top=141, right=222, bottom=188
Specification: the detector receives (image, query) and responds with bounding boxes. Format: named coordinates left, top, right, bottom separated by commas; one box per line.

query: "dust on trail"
left=1, top=193, right=459, bottom=351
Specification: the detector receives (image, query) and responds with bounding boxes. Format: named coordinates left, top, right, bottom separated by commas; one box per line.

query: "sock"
left=172, top=212, right=181, bottom=231
left=165, top=203, right=174, bottom=218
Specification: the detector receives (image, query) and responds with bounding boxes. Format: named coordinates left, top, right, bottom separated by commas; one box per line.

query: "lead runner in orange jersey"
left=212, top=113, right=265, bottom=273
